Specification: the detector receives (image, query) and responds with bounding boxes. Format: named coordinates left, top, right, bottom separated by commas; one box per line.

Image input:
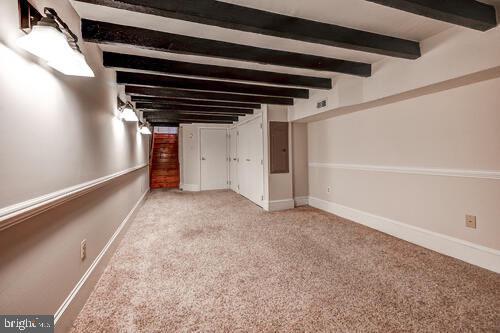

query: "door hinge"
left=260, top=123, right=263, bottom=129
left=261, top=195, right=264, bottom=201
left=237, top=131, right=239, bottom=135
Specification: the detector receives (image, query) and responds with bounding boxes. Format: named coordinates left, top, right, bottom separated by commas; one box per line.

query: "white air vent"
left=317, top=99, right=327, bottom=109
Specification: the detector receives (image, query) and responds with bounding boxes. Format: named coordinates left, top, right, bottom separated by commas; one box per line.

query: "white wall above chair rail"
left=0, top=164, right=148, bottom=232
left=290, top=26, right=500, bottom=122
left=308, top=163, right=500, bottom=180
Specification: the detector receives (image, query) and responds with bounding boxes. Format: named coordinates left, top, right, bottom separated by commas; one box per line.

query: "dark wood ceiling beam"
left=366, top=0, right=497, bottom=31
left=130, top=96, right=261, bottom=109
left=117, top=72, right=309, bottom=98
left=141, top=109, right=247, bottom=117
left=151, top=120, right=232, bottom=125
left=126, top=86, right=294, bottom=105
left=82, top=20, right=371, bottom=76
left=105, top=52, right=331, bottom=90
left=146, top=118, right=235, bottom=124
left=143, top=108, right=247, bottom=117
left=142, top=111, right=240, bottom=120
left=136, top=103, right=253, bottom=115
left=150, top=122, right=179, bottom=127
left=146, top=117, right=235, bottom=124
left=144, top=113, right=238, bottom=122
left=76, top=0, right=420, bottom=59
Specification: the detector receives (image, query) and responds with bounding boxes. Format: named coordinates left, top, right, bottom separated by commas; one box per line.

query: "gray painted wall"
left=0, top=0, right=150, bottom=326
left=307, top=74, right=500, bottom=250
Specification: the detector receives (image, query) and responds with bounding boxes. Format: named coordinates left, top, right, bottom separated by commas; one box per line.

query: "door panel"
left=200, top=128, right=228, bottom=190
left=238, top=117, right=263, bottom=206
left=229, top=127, right=239, bottom=192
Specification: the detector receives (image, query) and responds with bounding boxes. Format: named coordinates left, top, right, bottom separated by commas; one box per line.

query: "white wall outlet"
left=465, top=215, right=477, bottom=229
left=80, top=239, right=87, bottom=261
left=327, top=186, right=331, bottom=193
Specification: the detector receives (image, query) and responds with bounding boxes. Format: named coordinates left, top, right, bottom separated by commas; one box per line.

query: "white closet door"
left=229, top=127, right=239, bottom=192
left=238, top=117, right=263, bottom=205
left=200, top=128, right=228, bottom=190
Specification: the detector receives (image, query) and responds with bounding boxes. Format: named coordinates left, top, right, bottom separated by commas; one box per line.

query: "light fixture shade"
left=17, top=23, right=94, bottom=77
left=48, top=49, right=95, bottom=77
left=17, top=25, right=74, bottom=62
left=121, top=106, right=138, bottom=122
left=139, top=126, right=152, bottom=135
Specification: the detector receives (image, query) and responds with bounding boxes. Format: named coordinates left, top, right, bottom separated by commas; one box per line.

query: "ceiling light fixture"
left=121, top=106, right=138, bottom=122
left=118, top=98, right=138, bottom=122
left=16, top=6, right=94, bottom=77
left=139, top=122, right=152, bottom=135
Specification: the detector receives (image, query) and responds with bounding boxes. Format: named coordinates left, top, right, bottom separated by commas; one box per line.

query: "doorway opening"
left=150, top=127, right=180, bottom=189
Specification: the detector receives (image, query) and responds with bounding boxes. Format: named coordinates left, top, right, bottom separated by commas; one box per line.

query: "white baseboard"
left=308, top=196, right=500, bottom=273
left=265, top=199, right=295, bottom=212
left=180, top=183, right=200, bottom=191
left=294, top=196, right=309, bottom=207
left=54, top=190, right=149, bottom=332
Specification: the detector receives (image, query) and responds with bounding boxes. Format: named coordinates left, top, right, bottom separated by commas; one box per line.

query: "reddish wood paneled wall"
left=150, top=133, right=180, bottom=189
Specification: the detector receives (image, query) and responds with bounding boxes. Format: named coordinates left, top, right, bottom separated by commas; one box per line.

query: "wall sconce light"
left=16, top=2, right=94, bottom=77
left=117, top=98, right=138, bottom=122
left=139, top=122, right=152, bottom=135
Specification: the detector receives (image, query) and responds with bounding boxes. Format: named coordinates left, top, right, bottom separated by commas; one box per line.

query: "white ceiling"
left=70, top=0, right=487, bottom=81
left=219, top=0, right=451, bottom=40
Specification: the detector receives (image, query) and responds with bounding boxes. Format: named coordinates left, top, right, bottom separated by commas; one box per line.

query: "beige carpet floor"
left=71, top=190, right=500, bottom=332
